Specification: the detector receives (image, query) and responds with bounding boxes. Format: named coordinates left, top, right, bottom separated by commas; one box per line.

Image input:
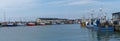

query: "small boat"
left=2, top=23, right=16, bottom=27
left=80, top=22, right=86, bottom=27
left=86, top=21, right=97, bottom=28
left=26, top=22, right=35, bottom=26
left=40, top=23, right=45, bottom=25
left=17, top=23, right=25, bottom=26
left=86, top=25, right=95, bottom=28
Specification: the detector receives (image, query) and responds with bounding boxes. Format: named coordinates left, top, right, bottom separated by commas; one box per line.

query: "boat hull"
left=93, top=26, right=114, bottom=31
left=26, top=23, right=35, bottom=26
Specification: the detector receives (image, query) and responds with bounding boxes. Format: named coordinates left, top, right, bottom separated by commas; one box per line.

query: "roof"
left=38, top=18, right=68, bottom=20
left=112, top=12, right=120, bottom=15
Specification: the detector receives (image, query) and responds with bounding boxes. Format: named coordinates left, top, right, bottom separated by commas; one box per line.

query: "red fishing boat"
left=26, top=22, right=35, bottom=26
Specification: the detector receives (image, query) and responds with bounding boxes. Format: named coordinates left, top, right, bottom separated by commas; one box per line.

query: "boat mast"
left=4, top=12, right=6, bottom=22
left=91, top=9, right=94, bottom=19
left=99, top=8, right=102, bottom=19
left=99, top=8, right=106, bottom=20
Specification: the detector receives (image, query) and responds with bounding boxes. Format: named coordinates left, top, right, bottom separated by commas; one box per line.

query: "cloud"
left=41, top=0, right=103, bottom=6
left=0, top=0, right=118, bottom=19
left=0, top=0, right=102, bottom=9
left=67, top=0, right=102, bottom=5
left=0, top=0, right=37, bottom=9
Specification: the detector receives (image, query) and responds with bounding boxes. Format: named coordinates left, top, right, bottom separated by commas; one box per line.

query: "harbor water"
left=0, top=24, right=120, bottom=41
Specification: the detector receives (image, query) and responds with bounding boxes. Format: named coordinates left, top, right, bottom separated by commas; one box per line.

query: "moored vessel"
left=26, top=22, right=35, bottom=26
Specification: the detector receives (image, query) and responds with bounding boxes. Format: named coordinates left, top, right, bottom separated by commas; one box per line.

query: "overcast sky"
left=0, top=0, right=120, bottom=21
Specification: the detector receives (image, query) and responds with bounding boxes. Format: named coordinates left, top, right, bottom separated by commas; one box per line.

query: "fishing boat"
left=80, top=22, right=86, bottom=27
left=26, top=22, right=35, bottom=26
left=86, top=22, right=97, bottom=29
left=40, top=23, right=45, bottom=25
left=80, top=17, right=86, bottom=27
left=86, top=9, right=96, bottom=28
left=93, top=25, right=114, bottom=31
left=92, top=20, right=114, bottom=31
left=86, top=21, right=93, bottom=28
left=98, top=26, right=114, bottom=31
left=5, top=23, right=15, bottom=26
left=17, top=23, right=25, bottom=26
left=2, top=22, right=17, bottom=27
left=86, top=17, right=97, bottom=28
left=87, top=8, right=114, bottom=31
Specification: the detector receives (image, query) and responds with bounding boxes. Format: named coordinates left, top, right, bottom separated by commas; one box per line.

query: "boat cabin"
left=112, top=12, right=120, bottom=25
left=112, top=12, right=120, bottom=21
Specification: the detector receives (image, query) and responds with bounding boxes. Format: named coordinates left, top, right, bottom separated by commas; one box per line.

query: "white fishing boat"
left=17, top=23, right=25, bottom=26
left=40, top=23, right=45, bottom=25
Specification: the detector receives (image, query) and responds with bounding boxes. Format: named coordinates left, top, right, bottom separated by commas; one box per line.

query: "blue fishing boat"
left=2, top=23, right=17, bottom=27
left=93, top=27, right=114, bottom=31
left=98, top=26, right=114, bottom=31
left=87, top=19, right=114, bottom=31
left=86, top=8, right=114, bottom=31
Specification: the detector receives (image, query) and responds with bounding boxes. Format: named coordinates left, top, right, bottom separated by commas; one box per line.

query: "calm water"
left=0, top=24, right=120, bottom=41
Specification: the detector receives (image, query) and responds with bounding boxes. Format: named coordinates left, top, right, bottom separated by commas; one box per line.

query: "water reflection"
left=88, top=28, right=120, bottom=41
left=0, top=24, right=120, bottom=41
left=97, top=31, right=113, bottom=41
left=111, top=32, right=120, bottom=41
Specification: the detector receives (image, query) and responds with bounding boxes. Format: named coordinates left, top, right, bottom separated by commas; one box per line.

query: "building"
left=36, top=18, right=68, bottom=25
left=112, top=12, right=120, bottom=31
left=112, top=12, right=120, bottom=21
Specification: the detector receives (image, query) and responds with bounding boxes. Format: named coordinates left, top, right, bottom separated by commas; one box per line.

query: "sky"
left=0, top=0, right=120, bottom=21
